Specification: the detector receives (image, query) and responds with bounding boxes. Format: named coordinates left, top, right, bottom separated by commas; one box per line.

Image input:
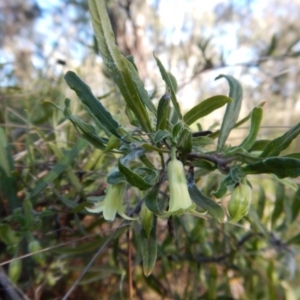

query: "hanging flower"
left=228, top=179, right=252, bottom=222
left=160, top=148, right=205, bottom=218
left=86, top=183, right=135, bottom=221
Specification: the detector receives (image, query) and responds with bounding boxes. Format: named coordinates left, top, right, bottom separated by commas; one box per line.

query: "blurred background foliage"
left=1, top=0, right=300, bottom=299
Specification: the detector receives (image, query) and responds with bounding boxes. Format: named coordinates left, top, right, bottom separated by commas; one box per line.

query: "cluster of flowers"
left=87, top=149, right=252, bottom=223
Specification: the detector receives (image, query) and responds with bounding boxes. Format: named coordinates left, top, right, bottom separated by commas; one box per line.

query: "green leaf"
left=64, top=72, right=120, bottom=137
left=192, top=136, right=214, bottom=147
left=135, top=167, right=158, bottom=185
left=125, top=105, right=139, bottom=127
left=242, top=157, right=300, bottom=178
left=141, top=143, right=170, bottom=153
left=0, top=224, right=20, bottom=246
left=248, top=139, right=271, bottom=152
left=273, top=176, right=298, bottom=191
left=31, top=139, right=89, bottom=198
left=88, top=0, right=154, bottom=134
left=215, top=75, right=243, bottom=152
left=0, top=127, right=20, bottom=210
left=145, top=185, right=162, bottom=213
left=256, top=186, right=266, bottom=220
left=238, top=107, right=263, bottom=150
left=118, top=160, right=152, bottom=190
left=156, top=94, right=170, bottom=131
left=188, top=184, right=224, bottom=222
left=211, top=175, right=235, bottom=198
left=63, top=98, right=107, bottom=149
left=126, top=55, right=138, bottom=71
left=283, top=153, right=300, bottom=159
left=286, top=233, right=300, bottom=245
left=271, top=183, right=284, bottom=229
left=260, top=121, right=300, bottom=157
left=154, top=130, right=171, bottom=144
left=177, top=127, right=192, bottom=162
left=53, top=237, right=105, bottom=255
left=168, top=72, right=178, bottom=92
left=107, top=171, right=127, bottom=184
left=183, top=95, right=232, bottom=125
left=154, top=54, right=182, bottom=119
left=291, top=185, right=300, bottom=222
left=140, top=227, right=157, bottom=277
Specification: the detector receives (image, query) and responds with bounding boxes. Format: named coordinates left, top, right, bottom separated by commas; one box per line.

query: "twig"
left=127, top=228, right=133, bottom=299
left=62, top=226, right=125, bottom=300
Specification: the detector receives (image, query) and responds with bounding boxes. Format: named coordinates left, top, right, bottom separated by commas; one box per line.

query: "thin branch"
left=178, top=51, right=300, bottom=90
left=127, top=228, right=133, bottom=299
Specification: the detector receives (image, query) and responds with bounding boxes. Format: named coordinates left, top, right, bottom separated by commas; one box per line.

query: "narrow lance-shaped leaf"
left=188, top=183, right=225, bottom=222
left=156, top=94, right=170, bottom=131
left=88, top=0, right=154, bottom=134
left=242, top=157, right=300, bottom=179
left=210, top=101, right=265, bottom=140
left=63, top=98, right=107, bottom=150
left=140, top=227, right=157, bottom=277
left=271, top=183, right=284, bottom=229
left=260, top=121, right=300, bottom=157
left=154, top=54, right=182, bottom=119
left=291, top=185, right=300, bottom=222
left=64, top=71, right=120, bottom=137
left=215, top=74, right=243, bottom=152
left=238, top=106, right=263, bottom=150
left=118, top=160, right=152, bottom=190
left=183, top=95, right=232, bottom=126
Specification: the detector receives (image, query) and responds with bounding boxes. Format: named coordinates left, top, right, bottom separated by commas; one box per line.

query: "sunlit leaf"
left=238, top=107, right=263, bottom=150
left=88, top=0, right=154, bottom=134
left=183, top=95, right=232, bottom=125
left=64, top=72, right=120, bottom=137
left=260, top=121, right=300, bottom=157
left=215, top=75, right=243, bottom=152
left=154, top=54, right=182, bottom=119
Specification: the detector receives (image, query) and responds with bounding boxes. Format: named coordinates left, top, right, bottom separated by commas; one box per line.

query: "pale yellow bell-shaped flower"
left=86, top=183, right=135, bottom=221
left=167, top=158, right=194, bottom=212
left=160, top=148, right=206, bottom=218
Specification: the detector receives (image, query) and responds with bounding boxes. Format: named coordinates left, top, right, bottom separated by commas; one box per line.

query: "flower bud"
left=28, top=240, right=45, bottom=265
left=9, top=258, right=21, bottom=283
left=228, top=180, right=252, bottom=222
